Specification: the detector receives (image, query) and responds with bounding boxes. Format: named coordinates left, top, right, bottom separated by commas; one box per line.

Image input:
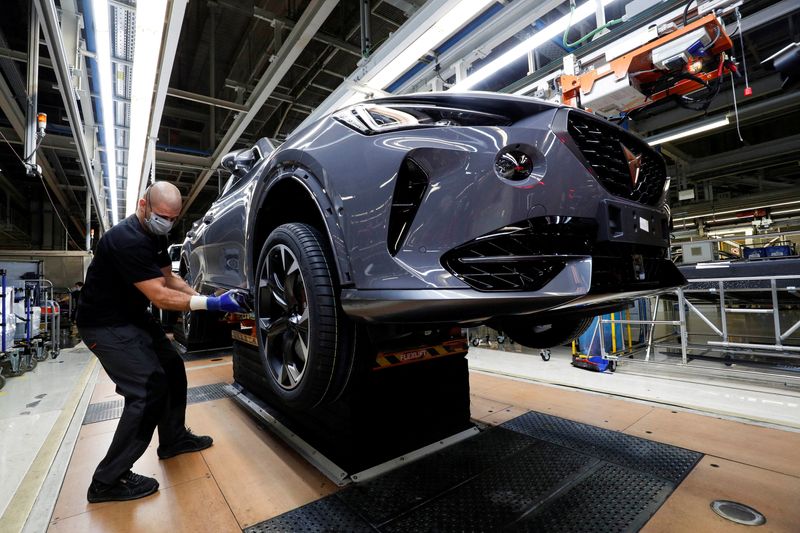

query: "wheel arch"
left=249, top=168, right=352, bottom=287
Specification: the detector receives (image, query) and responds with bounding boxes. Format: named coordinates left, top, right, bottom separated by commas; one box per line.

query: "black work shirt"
left=77, top=215, right=171, bottom=327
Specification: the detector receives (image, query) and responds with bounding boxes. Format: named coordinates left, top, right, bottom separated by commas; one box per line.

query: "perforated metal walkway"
left=246, top=411, right=702, bottom=533
left=82, top=382, right=233, bottom=425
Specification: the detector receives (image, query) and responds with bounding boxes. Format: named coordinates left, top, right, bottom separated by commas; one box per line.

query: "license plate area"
left=597, top=200, right=668, bottom=248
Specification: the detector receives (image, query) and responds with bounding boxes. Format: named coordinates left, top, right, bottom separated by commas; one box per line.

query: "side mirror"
left=221, top=148, right=255, bottom=177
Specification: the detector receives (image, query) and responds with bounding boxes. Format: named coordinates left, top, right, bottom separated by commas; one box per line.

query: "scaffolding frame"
left=599, top=273, right=800, bottom=368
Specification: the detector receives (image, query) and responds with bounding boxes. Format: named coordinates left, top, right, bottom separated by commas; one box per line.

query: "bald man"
left=77, top=182, right=244, bottom=503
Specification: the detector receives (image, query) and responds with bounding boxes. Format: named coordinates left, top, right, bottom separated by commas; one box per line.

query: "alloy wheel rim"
left=257, top=244, right=310, bottom=390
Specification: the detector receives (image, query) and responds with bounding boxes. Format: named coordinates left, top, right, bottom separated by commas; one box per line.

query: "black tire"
left=471, top=338, right=480, bottom=347
left=255, top=223, right=354, bottom=409
left=540, top=350, right=551, bottom=362
left=0, top=372, right=5, bottom=390
left=607, top=360, right=617, bottom=372
left=504, top=318, right=593, bottom=349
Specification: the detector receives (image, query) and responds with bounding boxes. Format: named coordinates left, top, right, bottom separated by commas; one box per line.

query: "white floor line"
left=0, top=349, right=93, bottom=520
left=22, top=363, right=99, bottom=533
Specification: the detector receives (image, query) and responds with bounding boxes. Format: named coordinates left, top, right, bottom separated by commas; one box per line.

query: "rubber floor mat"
left=502, top=410, right=702, bottom=484
left=243, top=411, right=702, bottom=532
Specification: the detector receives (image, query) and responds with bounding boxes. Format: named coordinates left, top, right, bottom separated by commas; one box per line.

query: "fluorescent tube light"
left=647, top=117, right=730, bottom=146
left=364, top=0, right=493, bottom=90
left=673, top=200, right=800, bottom=221
left=91, top=0, right=119, bottom=224
left=450, top=0, right=619, bottom=91
left=127, top=0, right=168, bottom=217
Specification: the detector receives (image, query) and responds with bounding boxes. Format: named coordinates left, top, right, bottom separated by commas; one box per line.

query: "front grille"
left=567, top=112, right=667, bottom=206
left=442, top=218, right=672, bottom=293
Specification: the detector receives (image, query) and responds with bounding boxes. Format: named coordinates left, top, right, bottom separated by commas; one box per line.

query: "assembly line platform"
left=30, top=346, right=800, bottom=533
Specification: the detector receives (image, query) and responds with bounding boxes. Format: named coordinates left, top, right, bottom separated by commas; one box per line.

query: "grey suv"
left=181, top=91, right=685, bottom=407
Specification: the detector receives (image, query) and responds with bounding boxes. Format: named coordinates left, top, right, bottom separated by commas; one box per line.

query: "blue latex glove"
left=206, top=290, right=246, bottom=313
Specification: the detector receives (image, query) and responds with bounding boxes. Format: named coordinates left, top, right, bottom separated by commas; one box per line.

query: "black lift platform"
left=229, top=333, right=703, bottom=532
left=228, top=332, right=476, bottom=483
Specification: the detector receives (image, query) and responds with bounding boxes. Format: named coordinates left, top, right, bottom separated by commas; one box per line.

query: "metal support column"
left=771, top=278, right=782, bottom=348
left=677, top=288, right=689, bottom=364
left=33, top=0, right=107, bottom=231
left=209, top=6, right=216, bottom=150
left=644, top=296, right=660, bottom=362
left=718, top=281, right=728, bottom=342
left=360, top=0, right=372, bottom=58
left=24, top=4, right=40, bottom=171
left=527, top=49, right=536, bottom=76
left=594, top=0, right=606, bottom=27
left=85, top=191, right=91, bottom=251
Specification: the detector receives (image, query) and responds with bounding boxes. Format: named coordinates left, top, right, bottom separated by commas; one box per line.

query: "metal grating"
left=246, top=412, right=702, bottom=532
left=82, top=399, right=124, bottom=425
left=501, top=411, right=702, bottom=484
left=336, top=426, right=534, bottom=526
left=382, top=441, right=597, bottom=532
left=83, top=382, right=232, bottom=424
left=187, top=382, right=234, bottom=403
left=517, top=462, right=674, bottom=533
left=244, top=496, right=373, bottom=533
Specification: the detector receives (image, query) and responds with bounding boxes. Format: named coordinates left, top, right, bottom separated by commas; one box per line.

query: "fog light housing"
left=494, top=144, right=546, bottom=185
left=495, top=149, right=532, bottom=181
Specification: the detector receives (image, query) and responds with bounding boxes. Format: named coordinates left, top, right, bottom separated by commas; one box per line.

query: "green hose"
left=562, top=3, right=624, bottom=49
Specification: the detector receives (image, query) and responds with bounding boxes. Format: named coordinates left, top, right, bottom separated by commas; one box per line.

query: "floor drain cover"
left=711, top=500, right=766, bottom=526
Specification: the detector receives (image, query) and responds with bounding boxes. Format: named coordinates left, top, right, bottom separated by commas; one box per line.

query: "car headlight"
left=333, top=103, right=511, bottom=135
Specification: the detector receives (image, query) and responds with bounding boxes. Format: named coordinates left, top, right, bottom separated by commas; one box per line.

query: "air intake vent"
left=387, top=158, right=428, bottom=255
left=439, top=219, right=593, bottom=292
left=567, top=112, right=667, bottom=207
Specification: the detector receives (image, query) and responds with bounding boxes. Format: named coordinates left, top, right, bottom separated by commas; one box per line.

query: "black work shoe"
left=157, top=428, right=213, bottom=459
left=87, top=471, right=159, bottom=503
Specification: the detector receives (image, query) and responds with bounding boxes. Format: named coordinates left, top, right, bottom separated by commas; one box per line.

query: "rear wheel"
left=504, top=318, right=592, bottom=349
left=255, top=223, right=354, bottom=409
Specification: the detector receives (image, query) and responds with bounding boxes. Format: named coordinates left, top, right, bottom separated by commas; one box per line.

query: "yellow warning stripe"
left=232, top=329, right=258, bottom=346
left=374, top=339, right=468, bottom=370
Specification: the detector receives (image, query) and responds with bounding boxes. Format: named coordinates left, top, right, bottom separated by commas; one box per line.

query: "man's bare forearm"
left=164, top=274, right=198, bottom=295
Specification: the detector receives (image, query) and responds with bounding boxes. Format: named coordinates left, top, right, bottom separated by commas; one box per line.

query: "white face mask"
left=144, top=193, right=174, bottom=236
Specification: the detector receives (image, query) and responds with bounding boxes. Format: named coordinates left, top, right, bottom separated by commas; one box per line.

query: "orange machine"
left=560, top=13, right=734, bottom=115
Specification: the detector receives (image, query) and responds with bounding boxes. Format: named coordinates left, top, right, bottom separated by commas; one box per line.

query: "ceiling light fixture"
left=91, top=0, right=119, bottom=225
left=647, top=117, right=730, bottom=146
left=450, top=0, right=619, bottom=92
left=364, top=0, right=494, bottom=90
left=673, top=200, right=800, bottom=221
left=126, top=0, right=168, bottom=217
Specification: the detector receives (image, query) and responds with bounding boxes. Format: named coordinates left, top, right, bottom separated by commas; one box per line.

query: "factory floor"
left=1, top=343, right=799, bottom=532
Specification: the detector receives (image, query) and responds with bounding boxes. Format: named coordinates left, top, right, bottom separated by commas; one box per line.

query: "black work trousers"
left=79, top=317, right=187, bottom=485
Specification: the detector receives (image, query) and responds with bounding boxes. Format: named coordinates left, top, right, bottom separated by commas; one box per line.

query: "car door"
left=200, top=155, right=264, bottom=289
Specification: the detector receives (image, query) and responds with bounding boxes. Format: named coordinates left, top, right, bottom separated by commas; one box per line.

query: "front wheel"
left=255, top=223, right=354, bottom=409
